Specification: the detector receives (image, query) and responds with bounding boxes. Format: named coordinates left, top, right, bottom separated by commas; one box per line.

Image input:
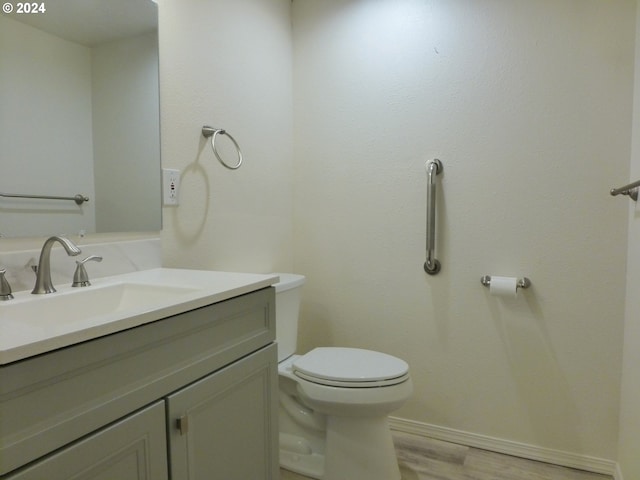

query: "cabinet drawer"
left=0, top=287, right=274, bottom=476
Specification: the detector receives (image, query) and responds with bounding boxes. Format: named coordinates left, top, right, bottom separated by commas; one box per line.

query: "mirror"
left=0, top=0, right=160, bottom=237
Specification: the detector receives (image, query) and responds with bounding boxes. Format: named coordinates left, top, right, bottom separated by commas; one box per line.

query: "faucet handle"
left=0, top=268, right=14, bottom=300
left=72, top=256, right=103, bottom=287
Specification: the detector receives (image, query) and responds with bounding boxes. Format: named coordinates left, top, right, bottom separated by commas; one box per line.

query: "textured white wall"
left=158, top=0, right=294, bottom=273
left=618, top=4, right=640, bottom=478
left=3, top=0, right=633, bottom=467
left=292, top=0, right=633, bottom=460
left=1, top=0, right=636, bottom=469
left=0, top=0, right=636, bottom=469
left=0, top=16, right=96, bottom=237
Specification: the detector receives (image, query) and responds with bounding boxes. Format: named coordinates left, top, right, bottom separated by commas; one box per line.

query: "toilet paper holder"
left=480, top=275, right=531, bottom=290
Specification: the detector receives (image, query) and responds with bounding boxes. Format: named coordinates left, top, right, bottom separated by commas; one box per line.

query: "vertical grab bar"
left=424, top=159, right=443, bottom=275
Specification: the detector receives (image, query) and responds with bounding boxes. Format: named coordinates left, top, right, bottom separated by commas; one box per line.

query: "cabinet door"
left=7, top=401, right=167, bottom=480
left=167, top=344, right=279, bottom=480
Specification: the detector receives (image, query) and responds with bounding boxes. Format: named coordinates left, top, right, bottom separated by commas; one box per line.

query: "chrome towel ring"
left=202, top=125, right=243, bottom=170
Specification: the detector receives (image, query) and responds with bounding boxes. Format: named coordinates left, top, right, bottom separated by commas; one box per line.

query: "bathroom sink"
left=0, top=282, right=199, bottom=329
left=0, top=268, right=279, bottom=364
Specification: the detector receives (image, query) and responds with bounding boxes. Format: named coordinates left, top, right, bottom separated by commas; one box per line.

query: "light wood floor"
left=280, top=431, right=613, bottom=480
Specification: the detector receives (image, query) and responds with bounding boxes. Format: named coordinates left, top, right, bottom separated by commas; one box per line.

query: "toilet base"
left=280, top=433, right=324, bottom=479
left=324, top=415, right=401, bottom=480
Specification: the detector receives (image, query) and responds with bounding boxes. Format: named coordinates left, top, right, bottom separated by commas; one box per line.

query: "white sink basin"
left=0, top=283, right=199, bottom=329
left=0, top=268, right=278, bottom=364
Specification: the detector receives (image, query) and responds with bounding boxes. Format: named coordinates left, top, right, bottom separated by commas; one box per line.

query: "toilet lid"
left=293, top=347, right=409, bottom=387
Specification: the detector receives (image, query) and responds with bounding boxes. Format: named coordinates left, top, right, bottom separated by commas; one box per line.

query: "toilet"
left=274, top=273, right=412, bottom=480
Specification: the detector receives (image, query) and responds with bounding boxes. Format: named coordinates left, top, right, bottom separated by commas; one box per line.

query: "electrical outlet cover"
left=162, top=168, right=180, bottom=206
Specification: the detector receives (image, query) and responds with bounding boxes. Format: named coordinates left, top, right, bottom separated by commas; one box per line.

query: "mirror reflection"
left=0, top=0, right=161, bottom=237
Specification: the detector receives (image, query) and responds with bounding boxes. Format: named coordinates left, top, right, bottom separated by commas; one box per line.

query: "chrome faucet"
left=72, top=255, right=103, bottom=287
left=32, top=236, right=81, bottom=294
left=0, top=269, right=13, bottom=300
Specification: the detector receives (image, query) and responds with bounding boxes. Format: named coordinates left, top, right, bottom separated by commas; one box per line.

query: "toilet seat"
left=293, top=347, right=409, bottom=388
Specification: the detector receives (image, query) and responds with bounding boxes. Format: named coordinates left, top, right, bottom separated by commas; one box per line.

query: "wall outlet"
left=162, top=168, right=180, bottom=206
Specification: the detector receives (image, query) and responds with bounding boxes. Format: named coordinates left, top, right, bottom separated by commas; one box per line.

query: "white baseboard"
left=389, top=416, right=619, bottom=478
left=614, top=463, right=624, bottom=480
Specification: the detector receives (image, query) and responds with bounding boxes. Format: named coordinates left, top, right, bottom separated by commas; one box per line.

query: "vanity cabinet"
left=0, top=287, right=278, bottom=479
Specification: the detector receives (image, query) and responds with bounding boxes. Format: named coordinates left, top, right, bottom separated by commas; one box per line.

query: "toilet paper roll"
left=489, top=276, right=518, bottom=298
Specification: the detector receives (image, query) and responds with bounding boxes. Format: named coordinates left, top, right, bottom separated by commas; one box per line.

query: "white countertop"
left=0, top=268, right=278, bottom=365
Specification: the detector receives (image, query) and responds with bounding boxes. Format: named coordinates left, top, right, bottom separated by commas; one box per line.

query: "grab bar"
left=610, top=179, right=640, bottom=201
left=0, top=191, right=89, bottom=205
left=424, top=159, right=442, bottom=275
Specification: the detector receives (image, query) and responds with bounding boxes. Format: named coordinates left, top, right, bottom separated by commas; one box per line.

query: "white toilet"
left=274, top=273, right=412, bottom=480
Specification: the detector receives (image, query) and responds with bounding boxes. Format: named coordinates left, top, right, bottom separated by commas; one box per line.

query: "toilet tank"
left=271, top=273, right=305, bottom=362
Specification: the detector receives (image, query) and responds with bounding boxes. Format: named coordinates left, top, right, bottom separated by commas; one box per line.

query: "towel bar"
left=0, top=191, right=89, bottom=205
left=610, top=179, right=640, bottom=201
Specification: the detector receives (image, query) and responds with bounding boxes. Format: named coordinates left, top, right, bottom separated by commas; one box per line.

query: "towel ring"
left=202, top=125, right=243, bottom=170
